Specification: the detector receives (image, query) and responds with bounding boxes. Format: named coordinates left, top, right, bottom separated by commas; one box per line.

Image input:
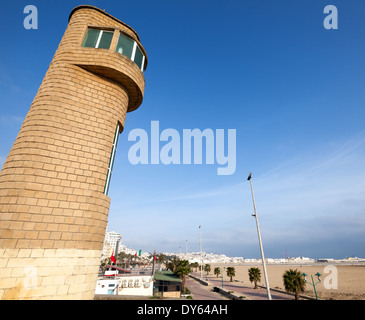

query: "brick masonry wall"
left=0, top=248, right=102, bottom=299
left=0, top=6, right=146, bottom=299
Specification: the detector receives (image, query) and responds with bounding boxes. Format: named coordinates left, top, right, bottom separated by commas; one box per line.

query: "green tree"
left=175, top=260, right=191, bottom=292
left=192, top=262, right=199, bottom=272
left=248, top=267, right=261, bottom=289
left=189, top=262, right=198, bottom=272
left=214, top=267, right=221, bottom=278
left=158, top=253, right=165, bottom=263
left=226, top=267, right=235, bottom=282
left=100, top=258, right=108, bottom=273
left=283, top=269, right=306, bottom=300
left=204, top=264, right=211, bottom=275
left=166, top=257, right=180, bottom=273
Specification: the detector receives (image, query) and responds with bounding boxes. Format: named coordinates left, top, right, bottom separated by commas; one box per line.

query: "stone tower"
left=0, top=5, right=147, bottom=299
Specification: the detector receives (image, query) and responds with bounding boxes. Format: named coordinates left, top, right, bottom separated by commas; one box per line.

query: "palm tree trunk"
left=182, top=275, right=186, bottom=292
left=295, top=291, right=300, bottom=300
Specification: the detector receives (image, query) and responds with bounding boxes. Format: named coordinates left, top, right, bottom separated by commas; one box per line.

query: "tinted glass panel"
left=82, top=29, right=100, bottom=48
left=116, top=33, right=134, bottom=59
left=134, top=46, right=144, bottom=70
left=104, top=125, right=120, bottom=195
left=98, top=31, right=113, bottom=49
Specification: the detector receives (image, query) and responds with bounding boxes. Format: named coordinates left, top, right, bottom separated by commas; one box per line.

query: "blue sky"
left=1, top=0, right=365, bottom=259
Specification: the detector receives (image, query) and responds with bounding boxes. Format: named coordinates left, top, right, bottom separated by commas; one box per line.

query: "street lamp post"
left=302, top=272, right=322, bottom=300
left=247, top=172, right=272, bottom=300
left=220, top=266, right=225, bottom=289
left=199, top=225, right=202, bottom=279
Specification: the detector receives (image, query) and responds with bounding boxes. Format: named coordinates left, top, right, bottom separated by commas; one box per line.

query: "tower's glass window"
left=116, top=33, right=134, bottom=59
left=82, top=29, right=113, bottom=49
left=134, top=46, right=144, bottom=70
left=98, top=31, right=114, bottom=49
left=115, top=33, right=145, bottom=72
left=104, top=124, right=120, bottom=196
left=82, top=29, right=100, bottom=48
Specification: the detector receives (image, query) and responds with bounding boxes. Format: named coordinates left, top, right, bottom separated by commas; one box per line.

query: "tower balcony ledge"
left=54, top=48, right=145, bottom=112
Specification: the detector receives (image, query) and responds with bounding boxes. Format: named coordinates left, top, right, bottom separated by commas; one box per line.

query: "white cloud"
left=252, top=133, right=365, bottom=218
left=108, top=133, right=365, bottom=258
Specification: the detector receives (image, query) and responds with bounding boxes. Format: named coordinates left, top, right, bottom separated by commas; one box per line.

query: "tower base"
left=0, top=248, right=101, bottom=299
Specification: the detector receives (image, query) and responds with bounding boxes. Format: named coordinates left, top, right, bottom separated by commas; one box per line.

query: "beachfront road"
left=185, top=276, right=229, bottom=300
left=189, top=273, right=295, bottom=300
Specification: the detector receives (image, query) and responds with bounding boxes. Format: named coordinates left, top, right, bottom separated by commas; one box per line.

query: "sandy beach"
left=209, top=263, right=365, bottom=300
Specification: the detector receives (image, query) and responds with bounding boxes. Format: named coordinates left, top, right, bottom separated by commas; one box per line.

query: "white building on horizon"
left=102, top=230, right=122, bottom=259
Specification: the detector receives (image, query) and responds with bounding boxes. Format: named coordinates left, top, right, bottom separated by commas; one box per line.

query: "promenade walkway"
left=190, top=272, right=295, bottom=300
left=185, top=276, right=229, bottom=300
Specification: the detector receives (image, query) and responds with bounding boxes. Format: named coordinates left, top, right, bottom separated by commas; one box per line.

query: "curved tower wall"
left=0, top=6, right=147, bottom=299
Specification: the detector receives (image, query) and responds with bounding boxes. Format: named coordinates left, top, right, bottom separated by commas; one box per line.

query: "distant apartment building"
left=103, top=230, right=122, bottom=258
left=119, top=244, right=137, bottom=255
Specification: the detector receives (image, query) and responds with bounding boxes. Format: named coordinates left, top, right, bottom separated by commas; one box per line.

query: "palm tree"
left=191, top=262, right=199, bottom=272
left=248, top=267, right=261, bottom=289
left=158, top=253, right=165, bottom=263
left=175, top=260, right=191, bottom=292
left=283, top=269, right=306, bottom=300
left=226, top=267, right=235, bottom=282
left=166, top=257, right=180, bottom=273
left=195, top=262, right=200, bottom=272
left=204, top=264, right=211, bottom=275
left=214, top=267, right=221, bottom=278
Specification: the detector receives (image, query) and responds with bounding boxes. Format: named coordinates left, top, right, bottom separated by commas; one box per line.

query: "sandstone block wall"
left=0, top=5, right=147, bottom=299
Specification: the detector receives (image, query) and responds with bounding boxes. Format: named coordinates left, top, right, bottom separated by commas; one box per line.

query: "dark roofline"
left=69, top=5, right=140, bottom=41
left=154, top=271, right=182, bottom=283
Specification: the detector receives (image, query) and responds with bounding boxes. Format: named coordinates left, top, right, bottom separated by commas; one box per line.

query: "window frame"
left=95, top=30, right=114, bottom=49
left=104, top=124, right=120, bottom=195
left=116, top=32, right=145, bottom=72
left=82, top=28, right=114, bottom=49
left=115, top=32, right=135, bottom=59
left=82, top=28, right=146, bottom=72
